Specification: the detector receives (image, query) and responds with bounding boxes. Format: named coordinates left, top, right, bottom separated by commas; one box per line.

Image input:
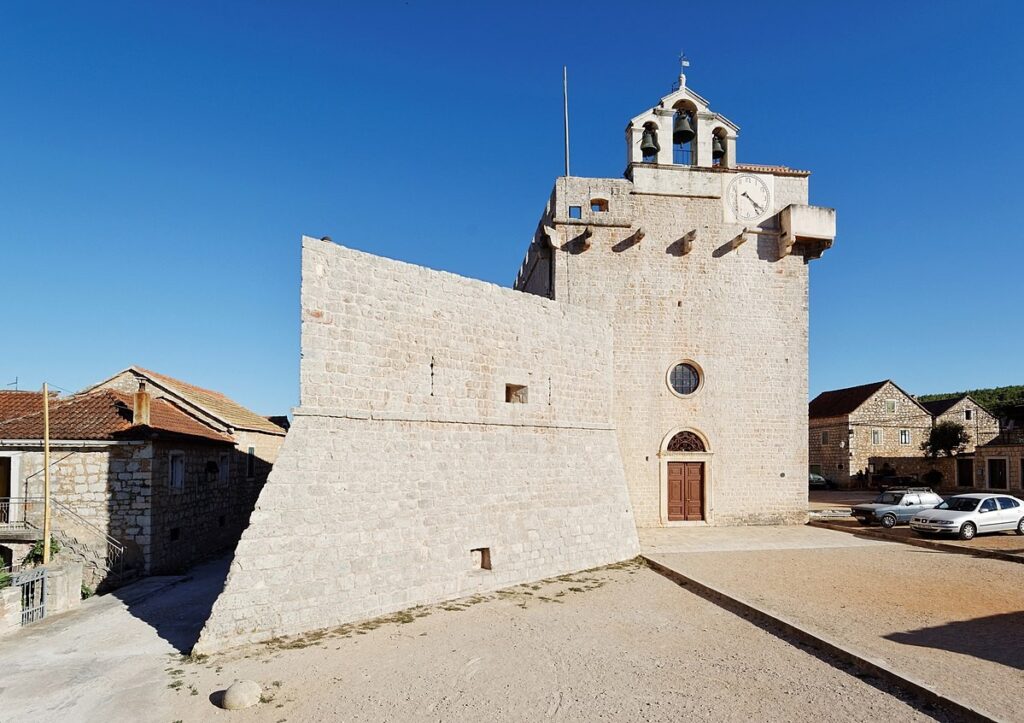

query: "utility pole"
left=42, top=382, right=51, bottom=565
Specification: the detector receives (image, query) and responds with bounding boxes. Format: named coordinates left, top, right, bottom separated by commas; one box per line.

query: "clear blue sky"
left=2, top=1, right=1022, bottom=414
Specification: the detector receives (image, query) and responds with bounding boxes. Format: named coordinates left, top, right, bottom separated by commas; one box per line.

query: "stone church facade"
left=195, top=74, right=835, bottom=653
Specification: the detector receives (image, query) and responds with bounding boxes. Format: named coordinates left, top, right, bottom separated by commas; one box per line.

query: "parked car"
left=809, top=473, right=836, bottom=490
left=910, top=493, right=1024, bottom=540
left=851, top=488, right=944, bottom=528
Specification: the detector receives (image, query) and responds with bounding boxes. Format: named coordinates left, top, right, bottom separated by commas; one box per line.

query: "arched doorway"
left=659, top=428, right=713, bottom=525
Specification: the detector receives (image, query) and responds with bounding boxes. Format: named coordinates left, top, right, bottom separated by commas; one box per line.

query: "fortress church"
left=195, top=72, right=836, bottom=653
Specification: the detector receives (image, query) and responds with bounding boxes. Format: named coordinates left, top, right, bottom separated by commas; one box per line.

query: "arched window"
left=667, top=431, right=706, bottom=452
left=590, top=198, right=608, bottom=213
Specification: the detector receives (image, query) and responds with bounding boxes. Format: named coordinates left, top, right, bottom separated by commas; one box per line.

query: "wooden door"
left=988, top=459, right=1008, bottom=489
left=668, top=461, right=705, bottom=521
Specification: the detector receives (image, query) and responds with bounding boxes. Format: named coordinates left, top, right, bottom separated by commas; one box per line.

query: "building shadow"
left=111, top=553, right=232, bottom=654
left=884, top=611, right=1024, bottom=670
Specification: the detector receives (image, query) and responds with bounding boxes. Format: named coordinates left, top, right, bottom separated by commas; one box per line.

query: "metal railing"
left=0, top=497, right=126, bottom=578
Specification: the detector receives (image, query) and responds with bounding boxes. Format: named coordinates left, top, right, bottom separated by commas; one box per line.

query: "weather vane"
left=672, top=52, right=691, bottom=90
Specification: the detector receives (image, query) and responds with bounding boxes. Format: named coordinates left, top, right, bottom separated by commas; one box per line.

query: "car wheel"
left=958, top=522, right=977, bottom=541
left=1016, top=517, right=1024, bottom=536
left=880, top=514, right=897, bottom=529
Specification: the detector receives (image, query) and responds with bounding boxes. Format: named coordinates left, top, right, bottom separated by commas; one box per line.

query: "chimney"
left=134, top=381, right=151, bottom=426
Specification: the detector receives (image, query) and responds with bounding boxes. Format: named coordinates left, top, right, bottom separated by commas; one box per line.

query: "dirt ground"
left=649, top=539, right=1024, bottom=720
left=159, top=562, right=950, bottom=722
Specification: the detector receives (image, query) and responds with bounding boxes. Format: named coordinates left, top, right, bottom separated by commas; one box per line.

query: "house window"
left=885, top=399, right=896, bottom=413
left=590, top=199, right=608, bottom=213
left=169, top=452, right=185, bottom=490
left=965, top=409, right=973, bottom=421
left=820, top=431, right=829, bottom=445
left=218, top=453, right=230, bottom=483
left=871, top=429, right=882, bottom=445
left=246, top=446, right=256, bottom=478
left=668, top=362, right=702, bottom=396
left=568, top=206, right=582, bottom=219
left=900, top=429, right=911, bottom=445
left=170, top=527, right=180, bottom=542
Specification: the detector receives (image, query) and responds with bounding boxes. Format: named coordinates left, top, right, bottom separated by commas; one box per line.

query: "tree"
left=921, top=421, right=971, bottom=458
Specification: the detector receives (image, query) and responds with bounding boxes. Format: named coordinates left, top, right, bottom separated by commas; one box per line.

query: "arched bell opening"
left=671, top=100, right=698, bottom=166
left=711, top=127, right=728, bottom=168
left=658, top=426, right=713, bottom=525
left=640, top=122, right=660, bottom=163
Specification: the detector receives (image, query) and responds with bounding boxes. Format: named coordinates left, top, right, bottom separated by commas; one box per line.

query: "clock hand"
left=741, top=192, right=763, bottom=214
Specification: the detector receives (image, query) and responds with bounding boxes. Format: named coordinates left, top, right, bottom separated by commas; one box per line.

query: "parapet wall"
left=195, top=237, right=639, bottom=652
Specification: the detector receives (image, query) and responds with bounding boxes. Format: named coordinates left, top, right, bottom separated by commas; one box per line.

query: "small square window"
left=820, top=431, right=829, bottom=445
left=169, top=452, right=185, bottom=490
left=900, top=429, right=911, bottom=445
left=568, top=206, right=582, bottom=219
left=505, top=384, right=528, bottom=404
left=885, top=400, right=896, bottom=413
left=965, top=409, right=973, bottom=421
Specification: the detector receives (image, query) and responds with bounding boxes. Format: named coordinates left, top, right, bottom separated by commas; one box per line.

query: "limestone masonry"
left=197, top=73, right=835, bottom=652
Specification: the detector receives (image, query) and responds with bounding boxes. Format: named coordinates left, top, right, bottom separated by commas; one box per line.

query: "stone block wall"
left=847, top=383, right=933, bottom=485
left=974, top=445, right=1024, bottom=490
left=934, top=397, right=1000, bottom=451
left=520, top=172, right=813, bottom=526
left=808, top=418, right=852, bottom=482
left=194, top=238, right=639, bottom=653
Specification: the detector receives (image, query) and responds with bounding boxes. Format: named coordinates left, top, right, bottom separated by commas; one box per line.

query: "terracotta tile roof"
left=920, top=396, right=965, bottom=417
left=131, top=366, right=286, bottom=436
left=809, top=380, right=889, bottom=419
left=0, top=391, right=56, bottom=422
left=0, top=389, right=231, bottom=444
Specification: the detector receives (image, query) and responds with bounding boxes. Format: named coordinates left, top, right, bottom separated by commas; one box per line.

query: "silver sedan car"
left=910, top=493, right=1024, bottom=540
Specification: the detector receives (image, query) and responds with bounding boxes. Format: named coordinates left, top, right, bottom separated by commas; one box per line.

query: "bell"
left=640, top=128, right=660, bottom=157
left=672, top=112, right=695, bottom=144
left=712, top=135, right=725, bottom=160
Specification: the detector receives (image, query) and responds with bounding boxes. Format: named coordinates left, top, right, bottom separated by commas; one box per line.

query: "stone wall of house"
left=520, top=171, right=813, bottom=525
left=808, top=417, right=852, bottom=483
left=149, top=441, right=263, bottom=574
left=12, top=444, right=152, bottom=584
left=974, top=445, right=1024, bottom=490
left=846, top=382, right=933, bottom=487
left=865, top=455, right=956, bottom=487
left=934, top=397, right=1000, bottom=451
left=194, top=237, right=639, bottom=653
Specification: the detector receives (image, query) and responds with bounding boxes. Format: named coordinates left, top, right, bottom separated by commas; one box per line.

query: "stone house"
left=920, top=395, right=999, bottom=452
left=809, top=380, right=934, bottom=488
left=195, top=70, right=837, bottom=653
left=973, top=430, right=1024, bottom=491
left=0, top=373, right=285, bottom=588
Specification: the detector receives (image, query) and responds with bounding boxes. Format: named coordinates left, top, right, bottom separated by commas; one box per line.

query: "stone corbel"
left=580, top=226, right=594, bottom=250
left=679, top=229, right=696, bottom=255
left=729, top=228, right=748, bottom=250
left=633, top=227, right=645, bottom=243
left=541, top=225, right=560, bottom=249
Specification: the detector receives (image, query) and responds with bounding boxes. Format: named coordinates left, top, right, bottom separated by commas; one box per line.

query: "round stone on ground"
left=220, top=680, right=262, bottom=710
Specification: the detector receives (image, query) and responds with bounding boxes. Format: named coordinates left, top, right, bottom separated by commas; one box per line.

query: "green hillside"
left=918, top=385, right=1024, bottom=418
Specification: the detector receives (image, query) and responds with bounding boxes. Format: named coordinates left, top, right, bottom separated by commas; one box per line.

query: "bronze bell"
left=712, top=135, right=725, bottom=160
left=640, top=127, right=660, bottom=157
left=672, top=112, right=695, bottom=144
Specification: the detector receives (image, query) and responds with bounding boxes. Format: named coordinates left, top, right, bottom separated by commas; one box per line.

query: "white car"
left=910, top=493, right=1024, bottom=540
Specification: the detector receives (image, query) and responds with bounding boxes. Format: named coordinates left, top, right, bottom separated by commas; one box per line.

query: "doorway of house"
left=667, top=461, right=704, bottom=521
left=0, top=457, right=10, bottom=523
left=988, top=458, right=1008, bottom=489
left=956, top=457, right=974, bottom=488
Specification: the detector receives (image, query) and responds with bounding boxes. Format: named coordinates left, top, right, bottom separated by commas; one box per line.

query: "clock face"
left=727, top=174, right=772, bottom=222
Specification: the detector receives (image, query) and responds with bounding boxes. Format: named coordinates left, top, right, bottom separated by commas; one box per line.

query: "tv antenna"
left=5, top=377, right=17, bottom=390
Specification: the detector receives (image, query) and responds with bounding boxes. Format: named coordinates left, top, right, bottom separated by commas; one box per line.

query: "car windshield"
left=875, top=493, right=903, bottom=504
left=936, top=498, right=980, bottom=512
